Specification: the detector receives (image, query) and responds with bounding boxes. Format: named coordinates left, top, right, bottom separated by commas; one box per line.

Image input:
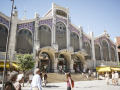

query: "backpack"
left=71, top=79, right=74, bottom=88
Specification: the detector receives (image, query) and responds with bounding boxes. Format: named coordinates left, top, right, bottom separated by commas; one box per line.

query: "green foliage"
left=17, top=54, right=35, bottom=72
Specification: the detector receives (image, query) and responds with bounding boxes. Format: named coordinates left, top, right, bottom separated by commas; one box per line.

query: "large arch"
left=56, top=22, right=66, bottom=50
left=83, top=41, right=91, bottom=59
left=70, top=32, right=80, bottom=52
left=0, top=24, right=8, bottom=52
left=73, top=51, right=87, bottom=73
left=95, top=44, right=101, bottom=60
left=110, top=47, right=115, bottom=61
left=16, top=29, right=33, bottom=54
left=38, top=47, right=55, bottom=72
left=38, top=25, right=51, bottom=48
left=102, top=40, right=109, bottom=61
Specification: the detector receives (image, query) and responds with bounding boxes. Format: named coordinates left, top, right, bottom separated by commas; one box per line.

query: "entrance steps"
left=46, top=73, right=96, bottom=83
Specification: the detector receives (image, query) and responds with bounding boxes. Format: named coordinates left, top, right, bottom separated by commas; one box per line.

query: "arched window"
left=83, top=42, right=91, bottom=59
left=111, top=47, right=115, bottom=61
left=38, top=25, right=51, bottom=48
left=16, top=29, right=32, bottom=54
left=56, top=22, right=66, bottom=50
left=102, top=40, right=109, bottom=61
left=95, top=44, right=101, bottom=60
left=70, top=32, right=80, bottom=52
left=0, top=24, right=8, bottom=52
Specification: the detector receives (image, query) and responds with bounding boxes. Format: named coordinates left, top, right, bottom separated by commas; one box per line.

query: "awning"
left=0, top=62, right=9, bottom=68
left=12, top=63, right=19, bottom=68
left=96, top=67, right=111, bottom=72
left=111, top=67, right=120, bottom=71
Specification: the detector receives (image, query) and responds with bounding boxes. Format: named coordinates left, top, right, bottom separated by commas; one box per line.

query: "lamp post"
left=2, top=0, right=16, bottom=90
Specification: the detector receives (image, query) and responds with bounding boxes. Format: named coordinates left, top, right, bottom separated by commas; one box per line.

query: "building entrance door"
left=41, top=60, right=48, bottom=72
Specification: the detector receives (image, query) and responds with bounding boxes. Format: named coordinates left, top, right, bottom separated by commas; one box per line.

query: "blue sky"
left=0, top=0, right=120, bottom=42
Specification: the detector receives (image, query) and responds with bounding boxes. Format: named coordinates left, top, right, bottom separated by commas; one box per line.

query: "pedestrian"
left=44, top=65, right=47, bottom=73
left=64, top=73, right=73, bottom=90
left=105, top=72, right=109, bottom=85
left=83, top=68, right=86, bottom=74
left=111, top=71, right=115, bottom=86
left=14, top=74, right=24, bottom=90
left=30, top=68, right=42, bottom=90
left=5, top=71, right=18, bottom=90
left=115, top=71, right=119, bottom=85
left=46, top=66, right=49, bottom=73
left=43, top=72, right=47, bottom=87
left=28, top=73, right=33, bottom=85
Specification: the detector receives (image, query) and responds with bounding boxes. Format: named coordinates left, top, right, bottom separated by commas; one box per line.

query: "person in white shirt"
left=105, top=72, right=109, bottom=85
left=29, top=73, right=33, bottom=84
left=115, top=71, right=119, bottom=85
left=30, top=68, right=42, bottom=90
left=111, top=72, right=115, bottom=85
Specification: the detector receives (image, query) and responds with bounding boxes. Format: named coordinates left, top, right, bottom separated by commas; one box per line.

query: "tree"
left=17, top=54, right=35, bottom=87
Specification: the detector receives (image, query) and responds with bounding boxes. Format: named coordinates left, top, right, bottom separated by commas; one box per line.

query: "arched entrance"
left=57, top=54, right=68, bottom=72
left=38, top=47, right=55, bottom=73
left=73, top=56, right=83, bottom=73
left=74, top=52, right=86, bottom=73
left=39, top=52, right=52, bottom=72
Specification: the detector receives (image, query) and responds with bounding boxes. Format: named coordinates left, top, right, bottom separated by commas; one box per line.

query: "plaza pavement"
left=0, top=79, right=120, bottom=90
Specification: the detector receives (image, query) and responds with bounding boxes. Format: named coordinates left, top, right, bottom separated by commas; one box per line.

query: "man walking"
left=115, top=71, right=119, bottom=85
left=30, top=68, right=42, bottom=90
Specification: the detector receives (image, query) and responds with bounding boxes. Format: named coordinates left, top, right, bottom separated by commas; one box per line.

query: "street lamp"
left=2, top=0, right=16, bottom=90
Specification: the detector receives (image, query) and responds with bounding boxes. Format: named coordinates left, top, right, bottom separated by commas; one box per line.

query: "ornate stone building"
left=0, top=3, right=119, bottom=73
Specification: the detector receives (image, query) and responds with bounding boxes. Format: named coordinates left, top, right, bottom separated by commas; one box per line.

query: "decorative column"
left=90, top=31, right=96, bottom=70
left=52, top=3, right=56, bottom=44
left=79, top=25, right=83, bottom=49
left=100, top=38, right=103, bottom=60
left=115, top=43, right=119, bottom=66
left=69, top=60, right=75, bottom=73
left=67, top=10, right=70, bottom=48
left=35, top=57, right=39, bottom=68
left=9, top=10, right=18, bottom=60
left=34, top=13, right=40, bottom=60
left=52, top=59, right=59, bottom=73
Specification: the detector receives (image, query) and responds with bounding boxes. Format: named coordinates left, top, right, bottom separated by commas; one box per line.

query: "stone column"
left=52, top=3, right=56, bottom=44
left=100, top=38, right=103, bottom=60
left=79, top=25, right=83, bottom=49
left=115, top=43, right=119, bottom=65
left=52, top=59, right=59, bottom=73
left=34, top=13, right=40, bottom=60
left=34, top=13, right=39, bottom=41
left=35, top=57, right=39, bottom=68
left=69, top=60, right=75, bottom=73
left=67, top=10, right=70, bottom=48
left=9, top=10, right=18, bottom=60
left=90, top=31, right=96, bottom=70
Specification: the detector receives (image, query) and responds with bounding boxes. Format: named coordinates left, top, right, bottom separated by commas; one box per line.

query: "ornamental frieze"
left=70, top=24, right=79, bottom=34
left=17, top=22, right=34, bottom=33
left=0, top=16, right=9, bottom=28
left=83, top=34, right=91, bottom=44
left=56, top=17, right=67, bottom=25
left=39, top=19, right=52, bottom=29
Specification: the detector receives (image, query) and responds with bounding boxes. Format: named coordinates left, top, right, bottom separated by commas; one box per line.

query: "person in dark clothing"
left=5, top=71, right=18, bottom=90
left=43, top=72, right=47, bottom=87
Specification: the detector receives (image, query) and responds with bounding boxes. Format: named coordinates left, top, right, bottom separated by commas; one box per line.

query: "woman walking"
left=64, top=73, right=73, bottom=90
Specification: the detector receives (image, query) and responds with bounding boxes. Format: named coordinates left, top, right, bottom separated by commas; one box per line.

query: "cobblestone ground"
left=0, top=79, right=120, bottom=90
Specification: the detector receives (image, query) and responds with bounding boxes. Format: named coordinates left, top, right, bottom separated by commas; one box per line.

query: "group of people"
left=105, top=71, right=119, bottom=86
left=5, top=71, right=24, bottom=90
left=4, top=68, right=74, bottom=90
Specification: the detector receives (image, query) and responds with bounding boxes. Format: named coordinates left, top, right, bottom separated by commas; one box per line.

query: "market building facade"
left=0, top=3, right=119, bottom=73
